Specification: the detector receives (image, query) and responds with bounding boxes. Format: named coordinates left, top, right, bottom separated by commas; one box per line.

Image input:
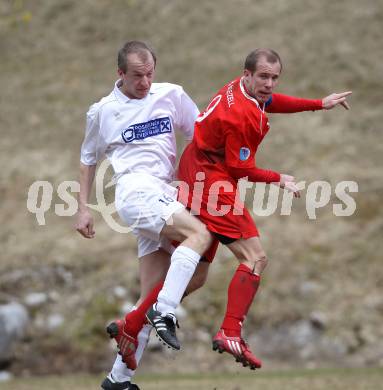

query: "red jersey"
left=193, top=77, right=322, bottom=183
left=177, top=76, right=323, bottom=244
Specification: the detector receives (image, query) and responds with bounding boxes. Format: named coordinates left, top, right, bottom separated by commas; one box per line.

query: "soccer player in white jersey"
left=75, top=41, right=213, bottom=390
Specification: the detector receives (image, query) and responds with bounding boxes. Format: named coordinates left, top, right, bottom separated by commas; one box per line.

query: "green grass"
left=1, top=368, right=382, bottom=390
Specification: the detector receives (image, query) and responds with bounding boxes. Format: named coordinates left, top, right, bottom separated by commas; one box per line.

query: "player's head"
left=117, top=41, right=156, bottom=99
left=243, top=49, right=282, bottom=103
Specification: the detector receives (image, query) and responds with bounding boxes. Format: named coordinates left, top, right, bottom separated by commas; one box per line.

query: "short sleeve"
left=80, top=104, right=106, bottom=165
left=174, top=87, right=199, bottom=141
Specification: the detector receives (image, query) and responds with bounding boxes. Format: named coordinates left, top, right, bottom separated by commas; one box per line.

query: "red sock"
left=123, top=281, right=163, bottom=337
left=220, top=263, right=260, bottom=337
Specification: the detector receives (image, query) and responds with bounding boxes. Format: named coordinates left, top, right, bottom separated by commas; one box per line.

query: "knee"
left=246, top=251, right=268, bottom=274
left=200, top=225, right=213, bottom=248
left=255, top=252, right=268, bottom=273
left=191, top=224, right=213, bottom=250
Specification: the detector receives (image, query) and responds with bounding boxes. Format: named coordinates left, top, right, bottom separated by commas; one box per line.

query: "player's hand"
left=75, top=209, right=95, bottom=238
left=279, top=174, right=300, bottom=198
left=322, top=91, right=352, bottom=110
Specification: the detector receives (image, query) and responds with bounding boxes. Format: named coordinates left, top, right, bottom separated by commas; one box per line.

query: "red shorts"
left=177, top=142, right=259, bottom=263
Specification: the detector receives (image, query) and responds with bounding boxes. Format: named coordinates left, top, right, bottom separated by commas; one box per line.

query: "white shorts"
left=115, top=173, right=184, bottom=257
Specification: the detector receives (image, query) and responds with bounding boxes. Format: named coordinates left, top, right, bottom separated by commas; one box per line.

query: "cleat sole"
left=146, top=309, right=181, bottom=351
left=212, top=340, right=225, bottom=354
left=149, top=316, right=179, bottom=351
left=212, top=341, right=221, bottom=351
left=106, top=322, right=119, bottom=338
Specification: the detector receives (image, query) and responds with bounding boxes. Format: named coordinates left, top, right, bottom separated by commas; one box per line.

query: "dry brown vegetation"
left=1, top=0, right=382, bottom=376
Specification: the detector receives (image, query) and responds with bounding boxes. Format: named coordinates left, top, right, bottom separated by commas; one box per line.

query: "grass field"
left=1, top=368, right=382, bottom=390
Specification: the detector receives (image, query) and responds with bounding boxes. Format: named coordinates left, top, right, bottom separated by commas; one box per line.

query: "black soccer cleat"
left=101, top=376, right=140, bottom=390
left=146, top=304, right=180, bottom=350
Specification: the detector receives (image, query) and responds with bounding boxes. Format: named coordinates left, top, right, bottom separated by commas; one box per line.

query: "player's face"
left=118, top=53, right=155, bottom=99
left=243, top=57, right=281, bottom=104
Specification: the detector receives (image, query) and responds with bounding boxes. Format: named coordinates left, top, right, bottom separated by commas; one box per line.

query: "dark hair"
left=117, top=41, right=157, bottom=73
left=244, top=48, right=282, bottom=73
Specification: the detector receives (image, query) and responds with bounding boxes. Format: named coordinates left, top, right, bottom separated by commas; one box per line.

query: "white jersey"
left=80, top=80, right=199, bottom=182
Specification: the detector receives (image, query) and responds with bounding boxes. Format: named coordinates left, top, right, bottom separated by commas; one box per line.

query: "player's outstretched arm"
left=322, top=91, right=352, bottom=110
left=75, top=162, right=97, bottom=238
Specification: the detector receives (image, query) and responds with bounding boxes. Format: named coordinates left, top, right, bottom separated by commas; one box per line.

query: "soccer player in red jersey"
left=111, top=48, right=351, bottom=374
left=176, top=48, right=351, bottom=369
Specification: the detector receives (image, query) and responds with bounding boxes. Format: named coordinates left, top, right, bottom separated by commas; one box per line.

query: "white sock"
left=110, top=355, right=131, bottom=383
left=156, top=245, right=200, bottom=315
left=135, top=323, right=152, bottom=365
left=110, top=323, right=152, bottom=383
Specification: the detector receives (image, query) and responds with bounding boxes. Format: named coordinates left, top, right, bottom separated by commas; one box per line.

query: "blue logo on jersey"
left=122, top=117, right=172, bottom=143
left=239, top=147, right=251, bottom=161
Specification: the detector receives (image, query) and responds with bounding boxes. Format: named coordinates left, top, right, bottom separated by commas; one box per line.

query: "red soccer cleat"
left=212, top=329, right=262, bottom=370
left=106, top=320, right=138, bottom=370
